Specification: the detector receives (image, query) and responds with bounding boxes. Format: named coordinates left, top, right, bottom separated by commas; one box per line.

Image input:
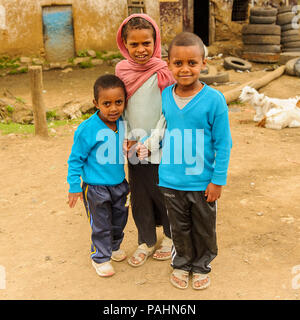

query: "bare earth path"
left=0, top=63, right=300, bottom=300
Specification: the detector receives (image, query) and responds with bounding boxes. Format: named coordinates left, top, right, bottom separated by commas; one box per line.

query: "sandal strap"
left=131, top=244, right=154, bottom=261
left=172, top=269, right=189, bottom=279
left=161, top=236, right=173, bottom=248
left=193, top=273, right=209, bottom=280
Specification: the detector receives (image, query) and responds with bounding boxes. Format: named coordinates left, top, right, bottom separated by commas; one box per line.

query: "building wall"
left=159, top=0, right=183, bottom=44
left=0, top=0, right=160, bottom=58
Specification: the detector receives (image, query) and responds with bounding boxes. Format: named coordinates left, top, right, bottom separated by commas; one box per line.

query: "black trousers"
left=82, top=180, right=130, bottom=264
left=128, top=163, right=171, bottom=247
left=160, top=187, right=218, bottom=274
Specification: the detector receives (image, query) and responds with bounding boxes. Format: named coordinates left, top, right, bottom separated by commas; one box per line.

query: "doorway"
left=42, top=5, right=75, bottom=62
left=193, top=0, right=209, bottom=46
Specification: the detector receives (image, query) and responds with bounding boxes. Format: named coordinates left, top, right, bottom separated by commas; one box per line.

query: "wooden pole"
left=223, top=65, right=286, bottom=104
left=29, top=66, right=48, bottom=137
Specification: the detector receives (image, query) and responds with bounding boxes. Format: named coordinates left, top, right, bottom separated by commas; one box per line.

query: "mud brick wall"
left=0, top=0, right=159, bottom=57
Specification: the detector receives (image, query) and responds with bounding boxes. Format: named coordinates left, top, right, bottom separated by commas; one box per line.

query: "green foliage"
left=77, top=50, right=89, bottom=57
left=6, top=105, right=14, bottom=114
left=46, top=110, right=59, bottom=121
left=79, top=60, right=93, bottom=69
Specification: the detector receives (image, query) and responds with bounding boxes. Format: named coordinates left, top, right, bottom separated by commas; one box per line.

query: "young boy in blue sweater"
left=67, top=74, right=130, bottom=277
left=141, top=32, right=232, bottom=289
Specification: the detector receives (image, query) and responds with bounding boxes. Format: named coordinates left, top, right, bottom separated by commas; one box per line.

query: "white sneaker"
left=92, top=260, right=115, bottom=277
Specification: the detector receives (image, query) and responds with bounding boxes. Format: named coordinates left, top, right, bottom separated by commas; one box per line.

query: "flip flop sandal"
left=128, top=243, right=155, bottom=267
left=153, top=237, right=173, bottom=261
left=111, top=249, right=127, bottom=262
left=92, top=260, right=115, bottom=277
left=192, top=273, right=210, bottom=290
left=170, top=269, right=190, bottom=289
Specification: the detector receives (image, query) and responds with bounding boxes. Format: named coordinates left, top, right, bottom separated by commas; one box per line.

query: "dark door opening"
left=232, top=0, right=249, bottom=22
left=193, top=0, right=209, bottom=46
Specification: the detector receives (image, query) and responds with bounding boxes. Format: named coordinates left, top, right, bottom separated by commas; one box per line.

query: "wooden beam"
left=29, top=66, right=48, bottom=137
left=223, top=65, right=286, bottom=104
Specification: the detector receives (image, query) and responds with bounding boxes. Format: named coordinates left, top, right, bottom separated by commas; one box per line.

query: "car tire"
left=276, top=12, right=295, bottom=25
left=294, top=58, right=300, bottom=76
left=285, top=57, right=299, bottom=75
left=284, top=41, right=300, bottom=48
left=278, top=6, right=293, bottom=14
left=242, top=34, right=280, bottom=45
left=223, top=57, right=252, bottom=71
left=281, top=29, right=299, bottom=37
left=282, top=47, right=300, bottom=52
left=199, top=72, right=229, bottom=85
left=249, top=15, right=277, bottom=24
left=242, top=24, right=281, bottom=35
left=242, top=52, right=280, bottom=63
left=281, top=35, right=300, bottom=44
left=250, top=7, right=278, bottom=16
left=243, top=44, right=281, bottom=53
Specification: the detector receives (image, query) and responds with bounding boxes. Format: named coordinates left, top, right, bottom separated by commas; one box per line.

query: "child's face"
left=123, top=28, right=154, bottom=64
left=93, top=87, right=126, bottom=124
left=168, top=45, right=206, bottom=89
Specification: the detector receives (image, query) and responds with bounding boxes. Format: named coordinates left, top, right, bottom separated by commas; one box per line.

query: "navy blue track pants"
left=82, top=180, right=130, bottom=264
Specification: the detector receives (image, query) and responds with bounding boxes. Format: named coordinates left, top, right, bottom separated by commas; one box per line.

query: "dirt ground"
left=1, top=60, right=300, bottom=300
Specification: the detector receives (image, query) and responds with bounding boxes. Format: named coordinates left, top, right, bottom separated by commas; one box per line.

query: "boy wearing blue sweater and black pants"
left=142, top=32, right=232, bottom=290
left=67, top=75, right=129, bottom=278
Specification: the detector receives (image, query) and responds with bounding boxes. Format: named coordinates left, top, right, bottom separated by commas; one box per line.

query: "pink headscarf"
left=115, top=13, right=175, bottom=100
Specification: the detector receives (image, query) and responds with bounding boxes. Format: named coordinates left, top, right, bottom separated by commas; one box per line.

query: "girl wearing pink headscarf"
left=115, top=14, right=175, bottom=267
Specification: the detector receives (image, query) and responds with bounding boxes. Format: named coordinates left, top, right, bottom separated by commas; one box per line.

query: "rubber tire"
left=242, top=52, right=280, bottom=63
left=242, top=35, right=280, bottom=45
left=278, top=52, right=300, bottom=65
left=200, top=65, right=217, bottom=75
left=276, top=12, right=295, bottom=25
left=242, top=24, right=281, bottom=36
left=283, top=47, right=300, bottom=52
left=249, top=15, right=276, bottom=24
left=285, top=57, right=298, bottom=75
left=223, top=57, right=252, bottom=71
left=280, top=23, right=297, bottom=32
left=294, top=58, right=300, bottom=76
left=250, top=7, right=277, bottom=16
left=199, top=72, right=229, bottom=85
left=284, top=41, right=300, bottom=48
left=281, top=29, right=299, bottom=37
left=243, top=44, right=281, bottom=53
left=278, top=6, right=293, bottom=14
left=281, top=35, right=300, bottom=44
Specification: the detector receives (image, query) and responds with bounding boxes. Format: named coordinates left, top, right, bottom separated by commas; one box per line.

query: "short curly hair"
left=168, top=32, right=205, bottom=59
left=121, top=17, right=156, bottom=42
left=93, top=74, right=127, bottom=102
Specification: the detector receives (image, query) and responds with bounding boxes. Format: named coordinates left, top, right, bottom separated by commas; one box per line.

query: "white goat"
left=239, top=86, right=300, bottom=130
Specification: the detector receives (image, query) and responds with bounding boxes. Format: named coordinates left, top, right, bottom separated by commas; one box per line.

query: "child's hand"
left=123, top=139, right=138, bottom=158
left=68, top=192, right=83, bottom=208
left=137, top=142, right=151, bottom=160
left=205, top=183, right=222, bottom=203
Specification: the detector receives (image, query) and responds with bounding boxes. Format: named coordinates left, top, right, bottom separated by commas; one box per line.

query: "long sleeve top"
left=158, top=84, right=232, bottom=191
left=67, top=111, right=125, bottom=193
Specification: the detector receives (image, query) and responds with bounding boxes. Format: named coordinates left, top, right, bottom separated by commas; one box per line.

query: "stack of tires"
left=242, top=7, right=281, bottom=63
left=277, top=6, right=300, bottom=53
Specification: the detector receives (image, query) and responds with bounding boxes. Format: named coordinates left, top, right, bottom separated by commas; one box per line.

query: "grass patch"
left=0, top=115, right=93, bottom=135
left=228, top=99, right=245, bottom=106
left=79, top=60, right=93, bottom=69
left=0, top=122, right=34, bottom=135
